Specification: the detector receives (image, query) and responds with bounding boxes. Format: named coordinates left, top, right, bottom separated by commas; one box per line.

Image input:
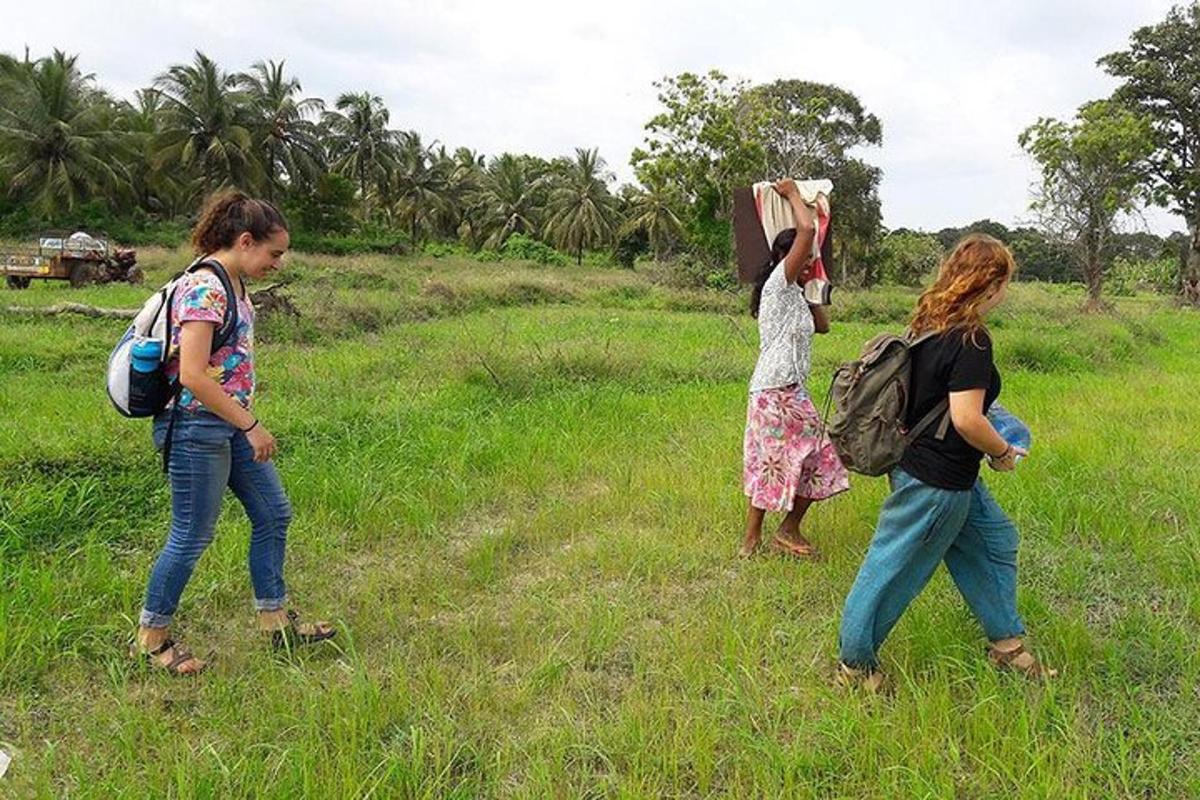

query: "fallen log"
left=5, top=285, right=298, bottom=321
left=4, top=302, right=137, bottom=319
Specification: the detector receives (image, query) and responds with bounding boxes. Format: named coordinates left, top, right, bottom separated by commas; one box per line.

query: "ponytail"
left=191, top=189, right=288, bottom=255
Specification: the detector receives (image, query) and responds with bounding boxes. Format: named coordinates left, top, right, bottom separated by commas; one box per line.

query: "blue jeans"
left=838, top=468, right=1025, bottom=669
left=139, top=411, right=291, bottom=628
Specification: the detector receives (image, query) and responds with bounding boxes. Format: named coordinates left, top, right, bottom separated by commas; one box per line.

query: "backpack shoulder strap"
left=903, top=397, right=950, bottom=445
left=186, top=258, right=241, bottom=353
left=900, top=328, right=950, bottom=444
left=905, top=328, right=941, bottom=348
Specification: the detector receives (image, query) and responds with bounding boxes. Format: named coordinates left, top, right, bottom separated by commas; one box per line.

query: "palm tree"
left=151, top=51, right=260, bottom=200
left=391, top=131, right=451, bottom=245
left=0, top=51, right=26, bottom=86
left=429, top=144, right=484, bottom=242
left=543, top=148, right=618, bottom=264
left=322, top=92, right=399, bottom=220
left=622, top=171, right=685, bottom=261
left=478, top=153, right=547, bottom=249
left=115, top=89, right=181, bottom=214
left=238, top=60, right=324, bottom=199
left=0, top=50, right=128, bottom=216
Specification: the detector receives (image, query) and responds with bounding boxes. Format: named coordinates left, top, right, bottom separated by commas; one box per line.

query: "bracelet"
left=990, top=444, right=1012, bottom=461
left=241, top=419, right=259, bottom=433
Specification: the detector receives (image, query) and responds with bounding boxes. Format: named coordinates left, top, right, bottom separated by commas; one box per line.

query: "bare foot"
left=739, top=530, right=762, bottom=558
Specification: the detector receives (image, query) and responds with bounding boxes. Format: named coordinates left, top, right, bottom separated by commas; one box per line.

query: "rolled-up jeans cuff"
left=139, top=609, right=174, bottom=629
left=988, top=625, right=1027, bottom=643
left=255, top=596, right=287, bottom=612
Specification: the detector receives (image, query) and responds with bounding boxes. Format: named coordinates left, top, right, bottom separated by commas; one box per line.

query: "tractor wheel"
left=5, top=276, right=32, bottom=290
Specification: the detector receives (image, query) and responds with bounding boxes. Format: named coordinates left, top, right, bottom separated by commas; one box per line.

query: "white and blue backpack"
left=106, top=258, right=239, bottom=417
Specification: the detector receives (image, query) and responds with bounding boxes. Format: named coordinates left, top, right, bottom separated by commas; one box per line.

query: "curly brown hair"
left=190, top=189, right=288, bottom=255
left=909, top=233, right=1016, bottom=342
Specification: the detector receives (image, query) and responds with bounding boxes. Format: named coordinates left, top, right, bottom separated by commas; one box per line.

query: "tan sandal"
left=987, top=643, right=1058, bottom=679
left=770, top=534, right=820, bottom=560
left=133, top=638, right=207, bottom=676
left=836, top=662, right=886, bottom=693
left=267, top=610, right=337, bottom=650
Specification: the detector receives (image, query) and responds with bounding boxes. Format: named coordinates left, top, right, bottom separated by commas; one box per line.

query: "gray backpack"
left=823, top=330, right=950, bottom=476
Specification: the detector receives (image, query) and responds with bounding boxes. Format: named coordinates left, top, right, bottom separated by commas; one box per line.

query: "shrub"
left=1105, top=255, right=1178, bottom=296
left=500, top=234, right=570, bottom=266
left=878, top=231, right=944, bottom=286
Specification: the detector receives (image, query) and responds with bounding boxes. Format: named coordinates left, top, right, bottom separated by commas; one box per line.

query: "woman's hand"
left=246, top=423, right=277, bottom=463
left=987, top=444, right=1026, bottom=472
left=774, top=178, right=798, bottom=198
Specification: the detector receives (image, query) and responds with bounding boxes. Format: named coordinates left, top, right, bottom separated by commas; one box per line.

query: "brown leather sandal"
left=835, top=662, right=887, bottom=693
left=136, top=638, right=207, bottom=676
left=770, top=534, right=820, bottom=560
left=269, top=610, right=336, bottom=650
left=987, top=643, right=1058, bottom=679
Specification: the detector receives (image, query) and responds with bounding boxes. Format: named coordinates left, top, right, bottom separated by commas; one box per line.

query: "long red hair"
left=909, top=234, right=1016, bottom=341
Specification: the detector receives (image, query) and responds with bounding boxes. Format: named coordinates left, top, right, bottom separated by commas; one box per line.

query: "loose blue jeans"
left=838, top=468, right=1025, bottom=669
left=139, top=411, right=291, bottom=628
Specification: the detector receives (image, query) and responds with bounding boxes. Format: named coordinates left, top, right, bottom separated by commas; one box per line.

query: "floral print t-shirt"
left=749, top=262, right=814, bottom=394
left=164, top=269, right=255, bottom=413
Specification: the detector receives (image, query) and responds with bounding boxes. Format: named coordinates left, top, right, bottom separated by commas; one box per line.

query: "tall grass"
left=0, top=252, right=1197, bottom=797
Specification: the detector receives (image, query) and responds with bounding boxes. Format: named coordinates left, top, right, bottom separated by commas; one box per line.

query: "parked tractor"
left=1, top=231, right=141, bottom=289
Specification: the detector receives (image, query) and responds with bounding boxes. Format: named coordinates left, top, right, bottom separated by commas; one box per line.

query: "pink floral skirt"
left=743, top=385, right=850, bottom=512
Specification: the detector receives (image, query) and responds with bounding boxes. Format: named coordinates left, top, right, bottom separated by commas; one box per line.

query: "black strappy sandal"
left=136, top=638, right=207, bottom=676
left=269, top=610, right=337, bottom=650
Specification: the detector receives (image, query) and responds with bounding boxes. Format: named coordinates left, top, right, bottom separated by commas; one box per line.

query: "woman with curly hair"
left=836, top=234, right=1055, bottom=690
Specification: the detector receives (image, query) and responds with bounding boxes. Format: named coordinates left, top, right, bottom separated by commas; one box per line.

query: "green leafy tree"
left=746, top=79, right=882, bottom=178
left=935, top=219, right=1013, bottom=250
left=746, top=80, right=884, bottom=284
left=878, top=230, right=944, bottom=285
left=632, top=71, right=762, bottom=204
left=1009, top=227, right=1072, bottom=283
left=1019, top=100, right=1154, bottom=307
left=1100, top=2, right=1200, bottom=304
left=632, top=71, right=884, bottom=275
left=115, top=89, right=177, bottom=214
left=285, top=172, right=356, bottom=234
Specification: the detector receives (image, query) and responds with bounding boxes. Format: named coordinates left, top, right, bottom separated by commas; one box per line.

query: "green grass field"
left=1, top=248, right=1198, bottom=798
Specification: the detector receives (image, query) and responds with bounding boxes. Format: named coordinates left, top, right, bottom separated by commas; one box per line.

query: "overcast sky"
left=2, top=0, right=1186, bottom=234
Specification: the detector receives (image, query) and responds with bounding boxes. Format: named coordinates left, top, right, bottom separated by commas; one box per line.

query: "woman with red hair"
left=837, top=234, right=1055, bottom=690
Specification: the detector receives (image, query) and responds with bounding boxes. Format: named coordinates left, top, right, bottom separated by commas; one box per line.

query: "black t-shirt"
left=898, top=328, right=1001, bottom=490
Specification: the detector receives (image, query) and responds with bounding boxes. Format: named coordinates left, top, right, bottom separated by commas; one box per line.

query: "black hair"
left=749, top=227, right=797, bottom=318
